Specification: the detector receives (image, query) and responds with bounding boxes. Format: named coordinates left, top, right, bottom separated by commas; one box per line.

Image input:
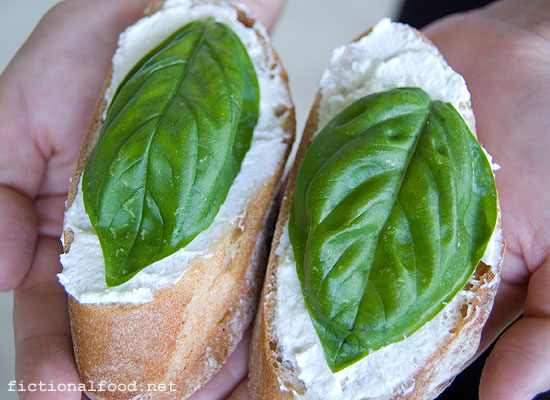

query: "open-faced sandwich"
left=249, top=18, right=504, bottom=400
left=58, top=1, right=295, bottom=398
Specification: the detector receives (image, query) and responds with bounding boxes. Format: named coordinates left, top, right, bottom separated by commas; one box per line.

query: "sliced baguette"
left=249, top=19, right=504, bottom=400
left=58, top=1, right=295, bottom=399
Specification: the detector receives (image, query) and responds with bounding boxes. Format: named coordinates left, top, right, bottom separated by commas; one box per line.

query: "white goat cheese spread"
left=58, top=0, right=292, bottom=304
left=273, top=18, right=503, bottom=399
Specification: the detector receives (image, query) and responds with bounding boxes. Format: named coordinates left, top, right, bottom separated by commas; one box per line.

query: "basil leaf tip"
left=289, top=87, right=497, bottom=372
left=82, top=19, right=259, bottom=287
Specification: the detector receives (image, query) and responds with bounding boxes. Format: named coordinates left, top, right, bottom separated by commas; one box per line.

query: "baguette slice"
left=57, top=1, right=295, bottom=399
left=249, top=19, right=504, bottom=400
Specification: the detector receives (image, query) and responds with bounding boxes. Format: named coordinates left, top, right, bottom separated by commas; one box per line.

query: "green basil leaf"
left=289, top=87, right=497, bottom=372
left=82, top=19, right=259, bottom=287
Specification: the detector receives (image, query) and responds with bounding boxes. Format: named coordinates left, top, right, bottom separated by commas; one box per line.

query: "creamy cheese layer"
left=58, top=0, right=292, bottom=304
left=273, top=19, right=503, bottom=399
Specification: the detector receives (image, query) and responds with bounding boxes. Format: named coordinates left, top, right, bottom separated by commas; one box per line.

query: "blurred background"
left=0, top=1, right=402, bottom=398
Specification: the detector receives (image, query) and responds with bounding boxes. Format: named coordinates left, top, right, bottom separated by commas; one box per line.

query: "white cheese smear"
left=273, top=19, right=503, bottom=399
left=58, top=0, right=292, bottom=304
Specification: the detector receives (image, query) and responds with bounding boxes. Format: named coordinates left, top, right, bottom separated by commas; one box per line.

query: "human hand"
left=424, top=0, right=550, bottom=399
left=0, top=0, right=284, bottom=399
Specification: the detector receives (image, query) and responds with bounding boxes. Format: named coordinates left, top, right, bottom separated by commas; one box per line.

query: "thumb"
left=238, top=0, right=287, bottom=32
left=480, top=257, right=550, bottom=400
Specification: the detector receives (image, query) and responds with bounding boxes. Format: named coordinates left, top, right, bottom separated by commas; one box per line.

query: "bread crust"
left=249, top=25, right=504, bottom=400
left=62, top=1, right=295, bottom=399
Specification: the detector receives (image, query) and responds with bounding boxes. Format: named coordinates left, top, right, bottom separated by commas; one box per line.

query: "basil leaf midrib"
left=289, top=87, right=497, bottom=372
left=83, top=19, right=259, bottom=287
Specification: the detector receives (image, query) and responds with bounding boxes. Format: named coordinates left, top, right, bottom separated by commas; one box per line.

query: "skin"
left=0, top=0, right=547, bottom=399
left=424, top=1, right=550, bottom=398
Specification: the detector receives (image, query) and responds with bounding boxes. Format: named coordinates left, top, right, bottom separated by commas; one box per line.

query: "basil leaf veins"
left=83, top=19, right=259, bottom=287
left=289, top=87, right=497, bottom=372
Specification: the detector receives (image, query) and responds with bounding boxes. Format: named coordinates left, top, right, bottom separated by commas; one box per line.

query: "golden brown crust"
left=64, top=1, right=295, bottom=399
left=249, top=25, right=504, bottom=400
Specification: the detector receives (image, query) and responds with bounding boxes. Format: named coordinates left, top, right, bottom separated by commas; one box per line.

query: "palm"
left=425, top=3, right=550, bottom=398
left=6, top=0, right=148, bottom=238
left=425, top=4, right=550, bottom=343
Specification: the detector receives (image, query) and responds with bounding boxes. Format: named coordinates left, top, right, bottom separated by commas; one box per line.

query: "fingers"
left=13, top=236, right=81, bottom=400
left=480, top=258, right=550, bottom=400
left=236, top=0, right=287, bottom=32
left=35, top=193, right=67, bottom=238
left=477, top=276, right=527, bottom=354
left=523, top=256, right=550, bottom=319
left=228, top=379, right=249, bottom=400
left=0, top=186, right=37, bottom=291
left=189, top=329, right=251, bottom=400
left=0, top=0, right=153, bottom=202
left=14, top=334, right=80, bottom=400
left=480, top=319, right=550, bottom=400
